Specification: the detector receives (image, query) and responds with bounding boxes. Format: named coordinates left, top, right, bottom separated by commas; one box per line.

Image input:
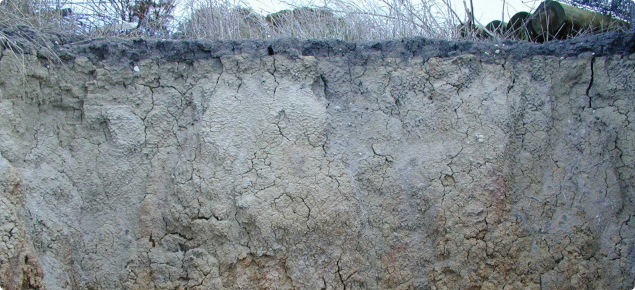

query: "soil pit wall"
left=1, top=31, right=635, bottom=289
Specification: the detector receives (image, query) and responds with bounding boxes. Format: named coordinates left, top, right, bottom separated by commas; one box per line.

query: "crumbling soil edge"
left=1, top=25, right=634, bottom=67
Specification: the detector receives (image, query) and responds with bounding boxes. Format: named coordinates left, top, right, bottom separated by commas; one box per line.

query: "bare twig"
left=469, top=0, right=474, bottom=28
left=502, top=0, right=506, bottom=23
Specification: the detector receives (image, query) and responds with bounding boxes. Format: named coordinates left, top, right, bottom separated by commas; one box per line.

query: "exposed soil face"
left=3, top=25, right=635, bottom=63
left=1, top=29, right=634, bottom=289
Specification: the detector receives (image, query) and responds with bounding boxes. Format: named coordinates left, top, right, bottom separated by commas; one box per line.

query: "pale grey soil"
left=1, top=29, right=634, bottom=289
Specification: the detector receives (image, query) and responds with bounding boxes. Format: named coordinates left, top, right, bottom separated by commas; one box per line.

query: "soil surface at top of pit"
left=1, top=25, right=634, bottom=65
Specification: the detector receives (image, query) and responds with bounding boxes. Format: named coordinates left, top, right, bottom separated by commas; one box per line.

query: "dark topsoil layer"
left=1, top=25, right=634, bottom=66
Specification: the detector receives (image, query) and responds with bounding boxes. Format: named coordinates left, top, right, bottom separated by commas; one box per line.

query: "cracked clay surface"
left=0, top=31, right=634, bottom=289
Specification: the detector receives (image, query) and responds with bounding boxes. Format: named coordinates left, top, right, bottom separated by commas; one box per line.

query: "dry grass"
left=0, top=0, right=77, bottom=85
left=0, top=0, right=81, bottom=33
left=0, top=0, right=632, bottom=43
left=177, top=0, right=466, bottom=41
